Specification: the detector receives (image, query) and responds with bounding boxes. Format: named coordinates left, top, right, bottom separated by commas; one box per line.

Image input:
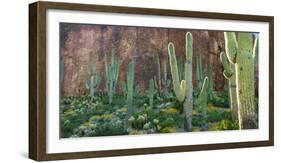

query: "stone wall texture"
left=60, top=23, right=246, bottom=96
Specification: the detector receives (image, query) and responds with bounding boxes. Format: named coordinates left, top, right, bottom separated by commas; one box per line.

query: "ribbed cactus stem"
left=149, top=79, right=154, bottom=109
left=183, top=32, right=194, bottom=131
left=224, top=32, right=258, bottom=129
left=127, top=62, right=134, bottom=113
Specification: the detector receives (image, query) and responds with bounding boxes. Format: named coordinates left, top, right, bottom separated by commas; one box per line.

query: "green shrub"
left=159, top=127, right=177, bottom=133
left=210, top=120, right=239, bottom=131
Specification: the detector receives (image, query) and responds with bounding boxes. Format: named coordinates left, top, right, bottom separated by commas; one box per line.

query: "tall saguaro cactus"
left=220, top=52, right=238, bottom=121
left=126, top=62, right=135, bottom=114
left=168, top=32, right=209, bottom=131
left=104, top=49, right=120, bottom=104
left=224, top=32, right=258, bottom=129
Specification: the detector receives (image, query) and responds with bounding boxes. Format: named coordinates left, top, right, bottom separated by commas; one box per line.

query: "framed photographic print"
left=29, top=1, right=274, bottom=161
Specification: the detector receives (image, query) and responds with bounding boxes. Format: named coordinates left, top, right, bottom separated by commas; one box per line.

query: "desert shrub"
left=207, top=110, right=221, bottom=123
left=211, top=93, right=229, bottom=108
left=159, top=118, right=177, bottom=129
left=221, top=110, right=232, bottom=120
left=210, top=120, right=239, bottom=131
left=159, top=127, right=177, bottom=133
left=192, top=114, right=206, bottom=127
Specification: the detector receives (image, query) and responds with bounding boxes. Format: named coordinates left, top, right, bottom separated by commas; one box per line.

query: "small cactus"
left=85, top=63, right=101, bottom=98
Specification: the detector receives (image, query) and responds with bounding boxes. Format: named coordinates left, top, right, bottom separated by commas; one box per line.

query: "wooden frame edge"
left=28, top=1, right=274, bottom=161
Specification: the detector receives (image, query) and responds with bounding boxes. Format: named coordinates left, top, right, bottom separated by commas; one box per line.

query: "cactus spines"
left=224, top=32, right=258, bottom=129
left=149, top=79, right=154, bottom=109
left=220, top=52, right=239, bottom=121
left=126, top=62, right=135, bottom=114
left=85, top=63, right=101, bottom=98
left=105, top=49, right=120, bottom=104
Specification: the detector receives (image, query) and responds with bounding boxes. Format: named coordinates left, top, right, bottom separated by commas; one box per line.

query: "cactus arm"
left=220, top=51, right=239, bottom=121
left=197, top=77, right=209, bottom=101
left=224, top=32, right=238, bottom=64
left=220, top=52, right=233, bottom=79
left=195, top=77, right=209, bottom=117
left=168, top=42, right=186, bottom=102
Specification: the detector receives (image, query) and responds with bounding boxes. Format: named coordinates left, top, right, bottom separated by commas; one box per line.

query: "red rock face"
left=60, top=23, right=255, bottom=96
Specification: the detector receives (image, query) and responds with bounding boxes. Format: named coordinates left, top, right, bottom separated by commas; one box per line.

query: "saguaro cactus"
left=224, top=32, right=258, bottom=129
left=149, top=79, right=155, bottom=109
left=126, top=62, right=135, bottom=114
left=168, top=32, right=209, bottom=131
left=220, top=51, right=238, bottom=121
left=154, top=54, right=162, bottom=95
left=196, top=54, right=204, bottom=89
left=162, top=60, right=172, bottom=95
left=85, top=63, right=101, bottom=99
left=104, top=49, right=120, bottom=104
